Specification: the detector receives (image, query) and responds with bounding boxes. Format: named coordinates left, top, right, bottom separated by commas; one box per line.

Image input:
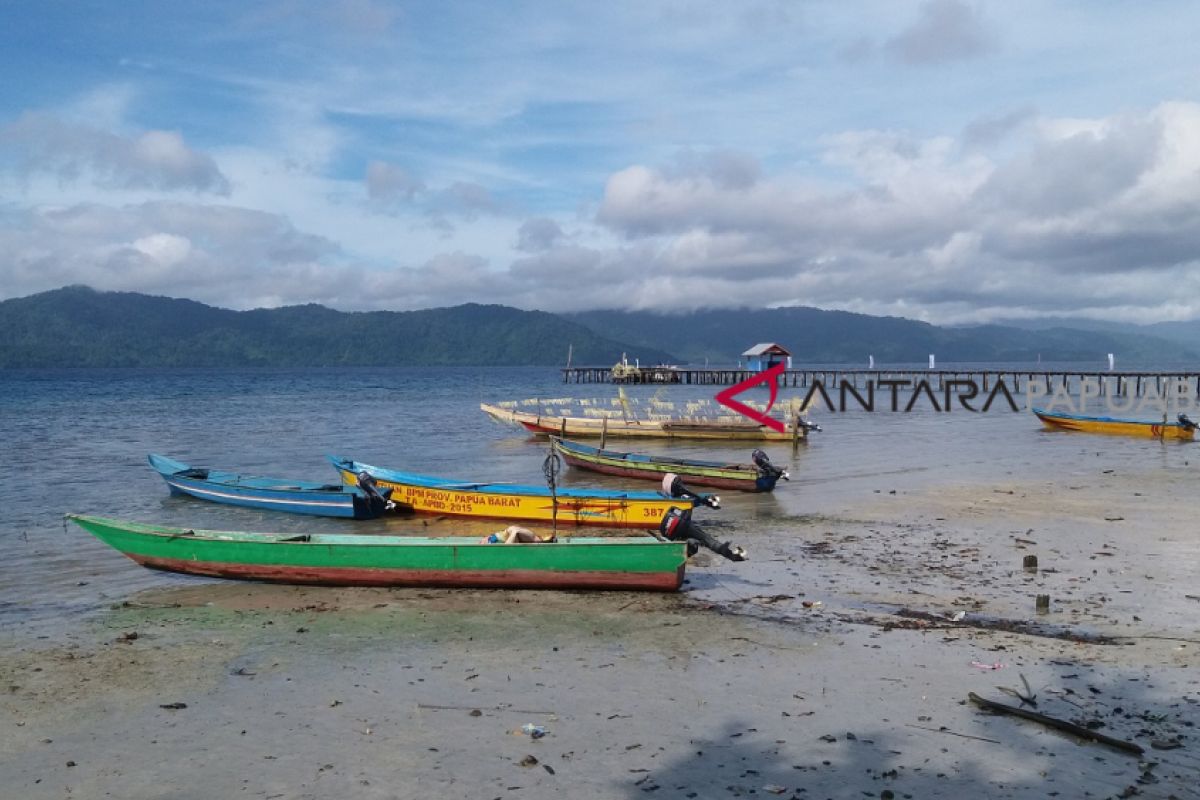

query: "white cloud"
left=132, top=232, right=193, bottom=266
left=0, top=113, right=230, bottom=194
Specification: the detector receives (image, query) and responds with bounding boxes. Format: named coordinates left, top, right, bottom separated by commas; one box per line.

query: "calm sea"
left=2, top=364, right=1195, bottom=629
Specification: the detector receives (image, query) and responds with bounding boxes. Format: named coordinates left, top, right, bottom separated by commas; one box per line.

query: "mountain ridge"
left=0, top=286, right=674, bottom=367
left=1, top=286, right=1196, bottom=368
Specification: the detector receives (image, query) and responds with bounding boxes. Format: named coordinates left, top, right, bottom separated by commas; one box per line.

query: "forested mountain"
left=567, top=307, right=1199, bottom=365
left=0, top=286, right=671, bottom=367
left=2, top=286, right=1195, bottom=368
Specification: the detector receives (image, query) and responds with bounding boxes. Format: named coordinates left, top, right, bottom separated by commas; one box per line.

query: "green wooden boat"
left=67, top=514, right=687, bottom=591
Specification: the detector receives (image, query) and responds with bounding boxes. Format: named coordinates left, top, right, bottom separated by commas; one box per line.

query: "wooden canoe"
left=329, top=456, right=691, bottom=528
left=481, top=402, right=807, bottom=441
left=148, top=454, right=389, bottom=519
left=551, top=437, right=787, bottom=492
left=67, top=514, right=686, bottom=591
left=1033, top=408, right=1197, bottom=440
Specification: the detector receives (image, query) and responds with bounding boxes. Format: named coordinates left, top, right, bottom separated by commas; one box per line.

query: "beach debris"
left=521, top=723, right=547, bottom=739
left=968, top=692, right=1144, bottom=755
left=117, top=631, right=139, bottom=642
left=996, top=673, right=1037, bottom=707
left=970, top=661, right=1005, bottom=671
left=1035, top=594, right=1051, bottom=613
left=762, top=784, right=787, bottom=795
left=469, top=709, right=482, bottom=717
left=801, top=600, right=822, bottom=609
left=518, top=754, right=539, bottom=767
left=1150, top=738, right=1183, bottom=750
left=159, top=702, right=187, bottom=710
left=905, top=723, right=1000, bottom=744
left=949, top=610, right=966, bottom=622
left=543, top=764, right=556, bottom=775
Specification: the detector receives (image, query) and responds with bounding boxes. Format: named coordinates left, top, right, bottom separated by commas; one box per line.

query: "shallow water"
left=1, top=365, right=1196, bottom=632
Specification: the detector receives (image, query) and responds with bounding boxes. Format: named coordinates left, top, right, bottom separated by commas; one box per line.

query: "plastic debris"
left=521, top=723, right=547, bottom=739
left=970, top=661, right=1005, bottom=670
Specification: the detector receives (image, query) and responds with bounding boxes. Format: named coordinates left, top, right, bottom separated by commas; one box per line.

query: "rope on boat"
left=543, top=447, right=562, bottom=537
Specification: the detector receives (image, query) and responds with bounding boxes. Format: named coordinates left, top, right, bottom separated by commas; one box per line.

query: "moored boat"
left=481, top=402, right=810, bottom=441
left=148, top=453, right=393, bottom=519
left=1033, top=408, right=1197, bottom=440
left=328, top=456, right=692, bottom=528
left=67, top=514, right=686, bottom=591
left=552, top=437, right=788, bottom=492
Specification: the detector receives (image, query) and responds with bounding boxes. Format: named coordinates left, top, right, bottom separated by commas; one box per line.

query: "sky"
left=2, top=0, right=1200, bottom=324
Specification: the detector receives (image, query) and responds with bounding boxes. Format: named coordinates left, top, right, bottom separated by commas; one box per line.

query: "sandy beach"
left=3, top=460, right=1199, bottom=800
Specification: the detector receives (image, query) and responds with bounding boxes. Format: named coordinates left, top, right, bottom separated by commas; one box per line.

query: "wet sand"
left=3, top=462, right=1199, bottom=799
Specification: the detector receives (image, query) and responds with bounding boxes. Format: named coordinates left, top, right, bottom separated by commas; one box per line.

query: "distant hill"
left=567, top=307, right=1200, bottom=366
left=972, top=315, right=1200, bottom=349
left=0, top=286, right=674, bottom=367
left=3, top=287, right=1194, bottom=368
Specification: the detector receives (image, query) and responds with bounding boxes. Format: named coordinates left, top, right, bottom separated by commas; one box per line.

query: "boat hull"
left=149, top=454, right=379, bottom=519
left=483, top=403, right=804, bottom=441
left=1033, top=409, right=1196, bottom=440
left=330, top=457, right=687, bottom=528
left=69, top=515, right=687, bottom=591
left=553, top=438, right=779, bottom=492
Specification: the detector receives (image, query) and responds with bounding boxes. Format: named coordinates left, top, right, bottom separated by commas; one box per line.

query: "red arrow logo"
left=715, top=362, right=786, bottom=432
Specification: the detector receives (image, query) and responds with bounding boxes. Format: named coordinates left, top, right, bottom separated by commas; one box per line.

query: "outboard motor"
left=1179, top=413, right=1197, bottom=432
left=751, top=449, right=789, bottom=481
left=658, top=506, right=747, bottom=562
left=356, top=470, right=396, bottom=513
left=661, top=472, right=720, bottom=509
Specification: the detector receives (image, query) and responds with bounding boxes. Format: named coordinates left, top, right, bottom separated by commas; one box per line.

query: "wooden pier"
left=562, top=367, right=1200, bottom=396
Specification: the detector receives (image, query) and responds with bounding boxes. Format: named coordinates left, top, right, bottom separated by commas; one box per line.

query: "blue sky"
left=3, top=0, right=1200, bottom=323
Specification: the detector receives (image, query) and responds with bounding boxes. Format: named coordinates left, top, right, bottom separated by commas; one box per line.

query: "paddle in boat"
left=328, top=456, right=712, bottom=528
left=148, top=453, right=396, bottom=519
left=552, top=437, right=788, bottom=492
left=1033, top=408, right=1197, bottom=441
left=67, top=514, right=687, bottom=591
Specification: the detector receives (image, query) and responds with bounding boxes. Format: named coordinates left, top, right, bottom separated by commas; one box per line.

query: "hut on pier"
left=742, top=343, right=792, bottom=372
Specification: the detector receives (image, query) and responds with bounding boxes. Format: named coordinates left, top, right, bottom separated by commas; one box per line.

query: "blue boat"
left=148, top=454, right=393, bottom=519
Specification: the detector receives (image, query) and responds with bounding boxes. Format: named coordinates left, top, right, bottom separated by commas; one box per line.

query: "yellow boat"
left=329, top=456, right=691, bottom=529
left=1033, top=408, right=1197, bottom=441
left=481, top=402, right=811, bottom=441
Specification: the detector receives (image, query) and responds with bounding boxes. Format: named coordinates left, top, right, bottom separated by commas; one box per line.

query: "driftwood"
left=967, top=692, right=1144, bottom=755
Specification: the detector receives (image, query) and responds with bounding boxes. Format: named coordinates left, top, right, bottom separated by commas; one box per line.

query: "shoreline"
left=3, top=467, right=1199, bottom=799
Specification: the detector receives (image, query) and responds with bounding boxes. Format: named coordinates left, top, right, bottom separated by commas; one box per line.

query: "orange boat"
left=1033, top=408, right=1196, bottom=440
